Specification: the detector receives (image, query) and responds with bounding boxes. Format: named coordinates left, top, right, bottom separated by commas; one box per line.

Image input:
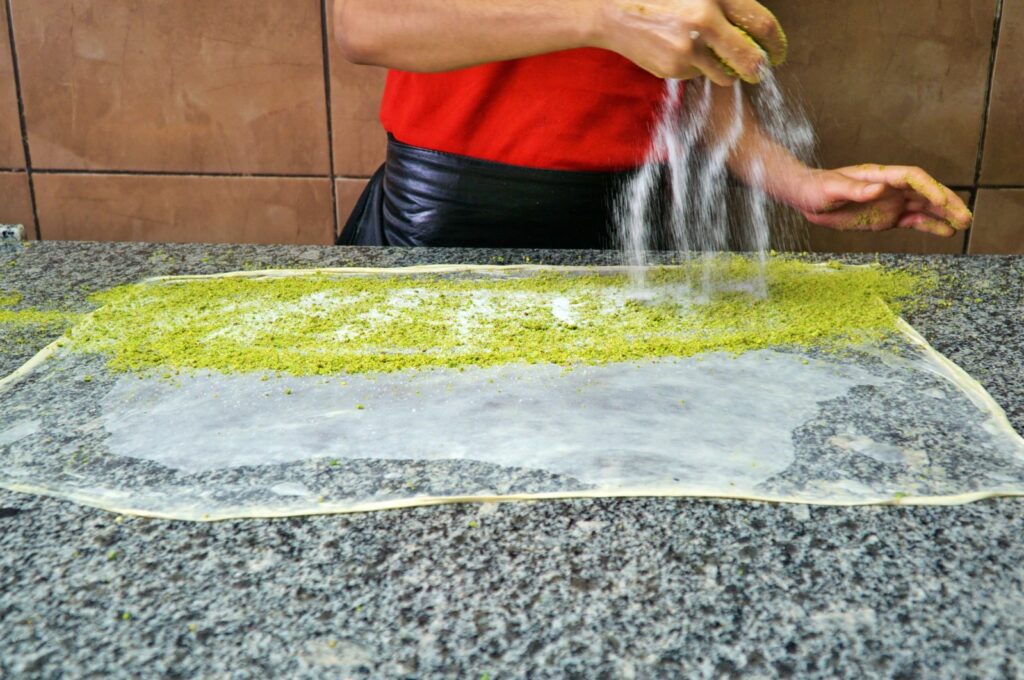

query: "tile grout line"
left=319, top=0, right=340, bottom=243
left=27, top=168, right=361, bottom=180
left=4, top=0, right=41, bottom=240
left=8, top=168, right=989, bottom=186
left=966, top=0, right=1006, bottom=254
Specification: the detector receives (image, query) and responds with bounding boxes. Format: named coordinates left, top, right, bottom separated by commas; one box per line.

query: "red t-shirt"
left=380, top=48, right=672, bottom=172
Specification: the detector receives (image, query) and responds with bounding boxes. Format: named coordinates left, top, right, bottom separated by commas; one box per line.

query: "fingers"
left=803, top=190, right=904, bottom=231
left=783, top=168, right=890, bottom=214
left=839, top=165, right=973, bottom=230
left=808, top=209, right=958, bottom=238
left=700, top=6, right=768, bottom=83
left=803, top=212, right=891, bottom=232
left=690, top=44, right=740, bottom=86
left=800, top=166, right=963, bottom=239
left=900, top=197, right=959, bottom=236
left=803, top=211, right=857, bottom=230
left=897, top=212, right=956, bottom=238
left=640, top=61, right=704, bottom=81
left=904, top=198, right=929, bottom=213
left=819, top=174, right=887, bottom=205
left=719, top=0, right=788, bottom=66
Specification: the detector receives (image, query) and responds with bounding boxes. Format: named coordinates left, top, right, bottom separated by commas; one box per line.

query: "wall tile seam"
left=319, top=0, right=340, bottom=241
left=12, top=174, right=1006, bottom=189
left=27, top=170, right=369, bottom=181
left=4, top=0, right=40, bottom=239
left=967, top=0, right=1006, bottom=255
left=13, top=169, right=1004, bottom=192
left=973, top=0, right=1007, bottom=190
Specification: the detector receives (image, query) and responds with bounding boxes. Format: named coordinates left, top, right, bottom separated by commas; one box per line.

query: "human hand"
left=782, top=165, right=973, bottom=238
left=595, top=0, right=787, bottom=85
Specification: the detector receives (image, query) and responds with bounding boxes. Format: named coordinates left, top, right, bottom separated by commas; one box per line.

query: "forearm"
left=703, top=83, right=808, bottom=203
left=731, top=123, right=809, bottom=204
left=335, top=0, right=599, bottom=72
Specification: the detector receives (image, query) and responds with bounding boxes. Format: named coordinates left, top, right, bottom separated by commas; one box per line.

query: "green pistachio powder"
left=0, top=292, right=80, bottom=335
left=8, top=256, right=931, bottom=378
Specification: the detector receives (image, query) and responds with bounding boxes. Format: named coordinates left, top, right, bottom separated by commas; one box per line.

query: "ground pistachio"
left=65, top=257, right=932, bottom=377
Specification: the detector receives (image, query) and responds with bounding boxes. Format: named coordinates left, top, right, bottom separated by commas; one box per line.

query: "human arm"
left=704, top=84, right=973, bottom=236
left=334, top=0, right=787, bottom=85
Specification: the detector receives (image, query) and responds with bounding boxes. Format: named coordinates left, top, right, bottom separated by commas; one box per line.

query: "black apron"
left=338, top=135, right=646, bottom=249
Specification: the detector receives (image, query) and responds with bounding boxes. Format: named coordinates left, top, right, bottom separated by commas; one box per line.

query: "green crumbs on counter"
left=0, top=292, right=24, bottom=307
left=0, top=308, right=79, bottom=328
left=0, top=290, right=81, bottom=334
left=64, top=257, right=932, bottom=376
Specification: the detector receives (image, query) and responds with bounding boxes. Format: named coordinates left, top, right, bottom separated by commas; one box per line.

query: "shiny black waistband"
left=338, top=135, right=639, bottom=249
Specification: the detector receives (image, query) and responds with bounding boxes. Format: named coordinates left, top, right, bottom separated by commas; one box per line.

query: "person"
left=333, top=0, right=972, bottom=248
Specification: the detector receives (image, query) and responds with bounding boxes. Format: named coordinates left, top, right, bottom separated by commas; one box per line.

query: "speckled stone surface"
left=1, top=241, right=1023, bottom=679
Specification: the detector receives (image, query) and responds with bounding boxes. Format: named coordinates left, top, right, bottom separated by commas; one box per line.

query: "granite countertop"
left=1, top=241, right=1022, bottom=678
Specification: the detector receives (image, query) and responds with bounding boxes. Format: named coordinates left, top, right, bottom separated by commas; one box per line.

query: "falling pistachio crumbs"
left=64, top=257, right=932, bottom=378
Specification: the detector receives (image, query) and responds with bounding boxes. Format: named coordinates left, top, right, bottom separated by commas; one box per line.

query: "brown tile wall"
left=0, top=7, right=25, bottom=169
left=980, top=0, right=1024, bottom=186
left=0, top=172, right=34, bottom=235
left=970, top=190, right=1024, bottom=255
left=335, top=178, right=370, bottom=237
left=771, top=0, right=1016, bottom=255
left=12, top=0, right=329, bottom=175
left=0, top=0, right=1019, bottom=252
left=771, top=1, right=996, bottom=187
left=33, top=174, right=335, bottom=245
